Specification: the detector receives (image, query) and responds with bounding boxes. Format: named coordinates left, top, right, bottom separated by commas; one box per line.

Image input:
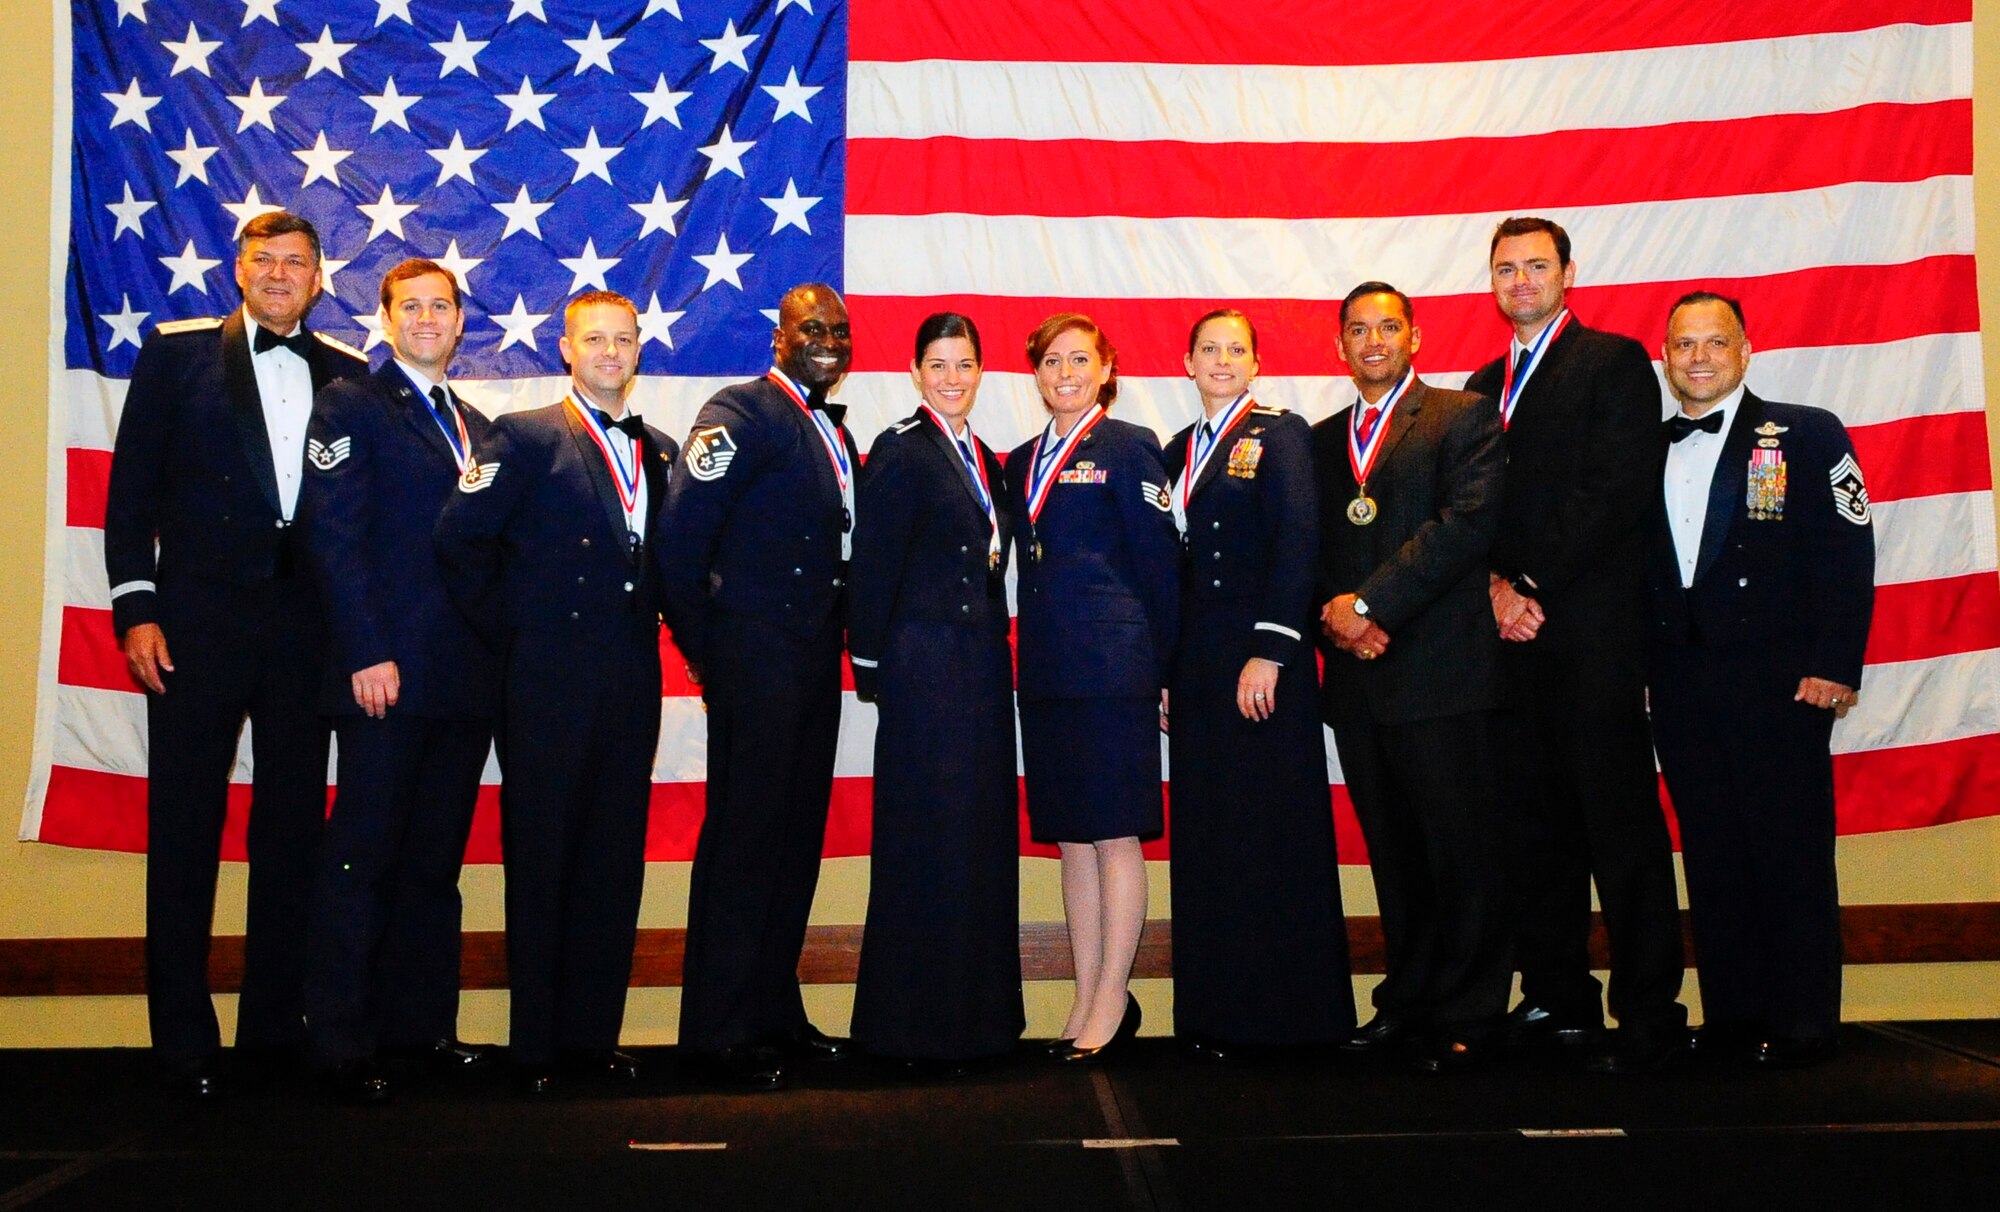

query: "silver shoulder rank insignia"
left=458, top=460, right=499, bottom=493
left=313, top=332, right=367, bottom=360
left=891, top=418, right=922, bottom=434
left=155, top=316, right=223, bottom=335
left=1755, top=421, right=1790, bottom=436
left=1143, top=482, right=1172, bottom=512
left=1829, top=453, right=1870, bottom=525
left=1250, top=405, right=1287, bottom=416
left=305, top=436, right=351, bottom=471
left=685, top=424, right=738, bottom=482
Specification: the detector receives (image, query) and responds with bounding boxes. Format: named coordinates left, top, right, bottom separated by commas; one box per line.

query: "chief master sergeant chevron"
left=102, top=210, right=367, bottom=1098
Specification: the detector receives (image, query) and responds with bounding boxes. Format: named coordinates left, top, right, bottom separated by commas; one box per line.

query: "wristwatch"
left=1353, top=596, right=1371, bottom=618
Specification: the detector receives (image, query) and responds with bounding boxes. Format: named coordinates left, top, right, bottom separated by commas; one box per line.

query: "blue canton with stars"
left=67, top=0, right=845, bottom=379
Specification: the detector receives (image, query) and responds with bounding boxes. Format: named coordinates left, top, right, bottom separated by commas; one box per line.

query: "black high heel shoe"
left=1053, top=993, right=1142, bottom=1065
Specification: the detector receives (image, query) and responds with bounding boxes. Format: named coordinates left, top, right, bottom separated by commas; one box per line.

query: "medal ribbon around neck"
left=1177, top=391, right=1256, bottom=514
left=427, top=385, right=472, bottom=475
left=919, top=402, right=1000, bottom=558
left=767, top=368, right=851, bottom=497
left=1499, top=307, right=1571, bottom=429
left=1025, top=404, right=1107, bottom=525
left=1348, top=369, right=1414, bottom=492
left=565, top=396, right=642, bottom=522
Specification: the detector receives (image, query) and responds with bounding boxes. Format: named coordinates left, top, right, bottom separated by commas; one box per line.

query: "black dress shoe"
left=682, top=1046, right=786, bottom=1090
left=1039, top=1038, right=1076, bottom=1057
left=389, top=1038, right=500, bottom=1070
left=564, top=1048, right=644, bottom=1082
left=776, top=1023, right=851, bottom=1062
left=1411, top=1034, right=1488, bottom=1074
left=1501, top=1003, right=1600, bottom=1049
left=320, top=1059, right=393, bottom=1105
left=1586, top=1028, right=1694, bottom=1075
left=512, top=1066, right=559, bottom=1097
left=1340, top=1014, right=1420, bottom=1053
left=1750, top=1035, right=1839, bottom=1069
left=1053, top=993, right=1141, bottom=1065
left=1687, top=1021, right=1762, bottom=1066
left=159, top=1057, right=224, bottom=1100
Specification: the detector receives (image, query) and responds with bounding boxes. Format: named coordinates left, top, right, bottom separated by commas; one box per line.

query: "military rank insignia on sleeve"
left=1829, top=453, right=1871, bottom=525
left=685, top=424, right=738, bottom=482
left=458, top=460, right=499, bottom=493
left=1142, top=482, right=1172, bottom=511
left=306, top=436, right=351, bottom=470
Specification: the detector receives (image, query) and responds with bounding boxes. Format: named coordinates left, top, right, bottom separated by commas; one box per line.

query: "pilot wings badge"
left=306, top=436, right=351, bottom=471
left=685, top=424, right=739, bottom=482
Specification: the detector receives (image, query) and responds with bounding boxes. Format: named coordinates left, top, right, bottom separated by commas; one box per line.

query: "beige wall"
left=3, top=7, right=1997, bottom=1046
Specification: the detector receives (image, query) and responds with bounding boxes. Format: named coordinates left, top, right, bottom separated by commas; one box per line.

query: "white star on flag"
left=358, top=185, right=419, bottom=241
left=566, top=22, right=623, bottom=75
left=223, top=185, right=284, bottom=237
left=114, top=0, right=148, bottom=24
left=161, top=22, right=223, bottom=77
left=497, top=77, right=555, bottom=131
left=105, top=182, right=156, bottom=239
left=293, top=131, right=352, bottom=187
left=352, top=311, right=385, bottom=351
left=762, top=69, right=820, bottom=123
left=507, top=0, right=546, bottom=20
left=227, top=79, right=286, bottom=133
left=166, top=130, right=218, bottom=186
left=102, top=80, right=161, bottom=131
left=432, top=239, right=483, bottom=292
left=238, top=0, right=280, bottom=27
left=320, top=256, right=347, bottom=296
left=636, top=292, right=685, bottom=348
left=692, top=232, right=752, bottom=290
left=431, top=23, right=488, bottom=77
left=492, top=296, right=550, bottom=351
left=776, top=0, right=815, bottom=13
left=562, top=129, right=624, bottom=185
left=296, top=25, right=356, bottom=78
left=427, top=132, right=488, bottom=186
left=632, top=75, right=692, bottom=129
left=361, top=77, right=421, bottom=132
left=373, top=0, right=413, bottom=26
left=160, top=240, right=220, bottom=294
left=629, top=184, right=688, bottom=238
left=697, top=125, right=754, bottom=179
left=492, top=185, right=553, bottom=240
left=560, top=240, right=620, bottom=292
left=644, top=0, right=683, bottom=18
left=700, top=20, right=758, bottom=73
left=761, top=179, right=822, bottom=235
left=101, top=294, right=150, bottom=350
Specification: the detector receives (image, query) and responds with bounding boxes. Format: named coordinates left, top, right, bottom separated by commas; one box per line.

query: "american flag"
left=27, top=0, right=1997, bottom=863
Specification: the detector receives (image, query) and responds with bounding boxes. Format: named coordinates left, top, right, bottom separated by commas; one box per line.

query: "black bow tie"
left=253, top=325, right=312, bottom=358
left=591, top=408, right=646, bottom=440
left=1667, top=412, right=1725, bottom=443
left=810, top=398, right=847, bottom=426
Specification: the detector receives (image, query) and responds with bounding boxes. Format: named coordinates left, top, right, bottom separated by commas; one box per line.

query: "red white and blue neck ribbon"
left=768, top=367, right=854, bottom=557
left=1348, top=369, right=1414, bottom=490
left=1025, top=405, right=1106, bottom=525
left=1176, top=391, right=1256, bottom=519
left=1500, top=308, right=1571, bottom=429
left=921, top=403, right=999, bottom=558
left=565, top=395, right=640, bottom=525
left=425, top=381, right=471, bottom=475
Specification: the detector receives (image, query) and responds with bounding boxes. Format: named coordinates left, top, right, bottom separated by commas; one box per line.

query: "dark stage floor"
left=4, top=1022, right=1998, bottom=1210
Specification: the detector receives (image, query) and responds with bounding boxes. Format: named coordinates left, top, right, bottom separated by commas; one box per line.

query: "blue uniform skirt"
left=1020, top=697, right=1165, bottom=844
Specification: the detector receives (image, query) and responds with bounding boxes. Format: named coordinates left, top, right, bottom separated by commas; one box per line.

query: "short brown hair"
left=377, top=258, right=460, bottom=310
left=1489, top=216, right=1571, bottom=267
left=1026, top=313, right=1119, bottom=406
left=564, top=289, right=637, bottom=332
left=238, top=211, right=322, bottom=263
left=1186, top=308, right=1258, bottom=357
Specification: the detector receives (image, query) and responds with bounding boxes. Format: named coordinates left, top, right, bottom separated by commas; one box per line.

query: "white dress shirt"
left=1663, top=385, right=1745, bottom=588
left=246, top=305, right=315, bottom=521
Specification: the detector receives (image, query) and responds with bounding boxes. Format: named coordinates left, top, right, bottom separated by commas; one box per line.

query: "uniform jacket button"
left=793, top=567, right=803, bottom=575
left=569, top=611, right=580, bottom=620
left=581, top=537, right=592, bottom=547
left=1212, top=579, right=1222, bottom=588
left=961, top=604, right=970, bottom=613
left=576, top=576, right=586, bottom=584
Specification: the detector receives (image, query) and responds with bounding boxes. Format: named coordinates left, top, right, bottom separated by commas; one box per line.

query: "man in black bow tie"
left=659, top=283, right=859, bottom=1089
left=435, top=291, right=677, bottom=1096
left=103, top=211, right=368, bottom=1098
left=1645, top=292, right=1873, bottom=1070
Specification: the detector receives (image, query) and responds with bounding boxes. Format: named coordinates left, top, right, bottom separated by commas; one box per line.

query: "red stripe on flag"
left=67, top=448, right=110, bottom=529
left=1847, top=410, right=1992, bottom=502
left=1866, top=575, right=2000, bottom=667
left=846, top=257, right=1980, bottom=376
left=1834, top=733, right=2000, bottom=833
left=851, top=102, right=1972, bottom=220
left=59, top=608, right=132, bottom=693
left=851, top=0, right=1969, bottom=64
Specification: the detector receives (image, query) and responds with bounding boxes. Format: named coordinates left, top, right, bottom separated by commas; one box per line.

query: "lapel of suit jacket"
left=221, top=310, right=284, bottom=517
left=1507, top=320, right=1580, bottom=432
left=381, top=364, right=462, bottom=471
left=561, top=398, right=637, bottom=543
left=1694, top=391, right=1761, bottom=583
left=302, top=327, right=343, bottom=395
left=1186, top=407, right=1252, bottom=504
left=638, top=419, right=668, bottom=534
left=918, top=410, right=991, bottom=522
left=1370, top=377, right=1427, bottom=485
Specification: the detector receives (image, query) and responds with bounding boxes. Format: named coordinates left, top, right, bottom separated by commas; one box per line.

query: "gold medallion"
left=1346, top=494, right=1377, bottom=526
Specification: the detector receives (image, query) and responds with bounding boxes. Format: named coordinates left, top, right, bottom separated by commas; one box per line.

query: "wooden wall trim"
left=3, top=903, right=1997, bottom=997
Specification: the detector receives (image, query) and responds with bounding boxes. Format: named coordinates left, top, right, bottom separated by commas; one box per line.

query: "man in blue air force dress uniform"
left=103, top=212, right=367, bottom=1097
left=658, top=283, right=860, bottom=1089
left=1644, top=292, right=1873, bottom=1070
left=1313, top=283, right=1513, bottom=1072
left=434, top=291, right=675, bottom=1097
left=297, top=260, right=498, bottom=1103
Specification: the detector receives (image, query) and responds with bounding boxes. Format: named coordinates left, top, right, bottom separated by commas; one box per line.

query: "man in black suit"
left=298, top=259, right=498, bottom=1103
left=104, top=211, right=367, bottom=1096
left=659, top=283, right=859, bottom=1089
left=435, top=291, right=677, bottom=1096
left=1646, top=292, right=1873, bottom=1069
left=1314, top=282, right=1512, bottom=1072
left=1465, top=217, right=1691, bottom=1073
